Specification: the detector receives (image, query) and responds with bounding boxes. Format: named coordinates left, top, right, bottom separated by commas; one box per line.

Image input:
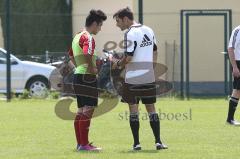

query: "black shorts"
left=73, top=74, right=98, bottom=108
left=121, top=82, right=156, bottom=104
left=233, top=61, right=240, bottom=90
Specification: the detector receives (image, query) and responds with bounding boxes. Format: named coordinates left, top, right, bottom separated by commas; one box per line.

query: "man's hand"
left=108, top=54, right=113, bottom=62
left=110, top=55, right=120, bottom=69
left=112, top=61, right=119, bottom=69
left=233, top=67, right=240, bottom=78
left=87, top=66, right=98, bottom=74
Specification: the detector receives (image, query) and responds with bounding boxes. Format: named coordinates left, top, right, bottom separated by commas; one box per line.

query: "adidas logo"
left=140, top=34, right=152, bottom=47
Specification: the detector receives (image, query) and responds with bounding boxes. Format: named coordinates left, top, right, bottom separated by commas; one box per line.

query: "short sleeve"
left=124, top=31, right=137, bottom=56
left=229, top=28, right=240, bottom=49
left=153, top=33, right=157, bottom=45
left=80, top=34, right=95, bottom=56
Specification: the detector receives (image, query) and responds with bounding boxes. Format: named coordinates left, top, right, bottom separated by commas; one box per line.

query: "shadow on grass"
left=72, top=149, right=102, bottom=153
left=119, top=149, right=167, bottom=153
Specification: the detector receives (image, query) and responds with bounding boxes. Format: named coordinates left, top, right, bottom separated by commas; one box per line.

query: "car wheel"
left=26, top=77, right=49, bottom=98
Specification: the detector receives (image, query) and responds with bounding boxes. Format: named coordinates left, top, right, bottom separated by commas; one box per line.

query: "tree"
left=0, top=0, right=72, bottom=55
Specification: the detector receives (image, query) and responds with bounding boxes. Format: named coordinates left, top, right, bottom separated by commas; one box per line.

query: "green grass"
left=0, top=98, right=240, bottom=159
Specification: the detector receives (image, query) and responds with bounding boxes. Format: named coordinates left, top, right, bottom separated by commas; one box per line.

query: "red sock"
left=74, top=113, right=82, bottom=145
left=79, top=114, right=91, bottom=146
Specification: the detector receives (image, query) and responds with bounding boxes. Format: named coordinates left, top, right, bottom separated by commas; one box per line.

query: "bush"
left=0, top=0, right=72, bottom=55
left=99, top=90, right=117, bottom=99
left=50, top=91, right=60, bottom=99
left=19, top=89, right=30, bottom=99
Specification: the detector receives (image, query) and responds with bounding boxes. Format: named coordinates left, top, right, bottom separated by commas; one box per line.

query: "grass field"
left=0, top=98, right=240, bottom=159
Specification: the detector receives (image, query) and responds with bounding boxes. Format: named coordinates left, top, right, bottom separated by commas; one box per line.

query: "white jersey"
left=228, top=25, right=240, bottom=60
left=124, top=24, right=157, bottom=84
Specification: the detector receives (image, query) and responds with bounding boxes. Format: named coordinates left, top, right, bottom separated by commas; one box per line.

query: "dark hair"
left=113, top=7, right=134, bottom=20
left=85, top=9, right=107, bottom=27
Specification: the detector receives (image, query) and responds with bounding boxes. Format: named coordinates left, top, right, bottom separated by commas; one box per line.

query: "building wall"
left=72, top=0, right=240, bottom=84
left=142, top=0, right=240, bottom=83
left=72, top=0, right=134, bottom=55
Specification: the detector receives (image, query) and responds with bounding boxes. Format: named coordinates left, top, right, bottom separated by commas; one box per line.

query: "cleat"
left=79, top=143, right=102, bottom=151
left=133, top=144, right=141, bottom=151
left=76, top=144, right=82, bottom=151
left=156, top=143, right=168, bottom=150
left=226, top=120, right=240, bottom=126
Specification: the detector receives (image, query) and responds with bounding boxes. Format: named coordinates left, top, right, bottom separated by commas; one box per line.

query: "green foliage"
left=50, top=91, right=60, bottom=99
left=10, top=90, right=16, bottom=98
left=0, top=0, right=72, bottom=55
left=99, top=90, right=117, bottom=99
left=19, top=89, right=30, bottom=99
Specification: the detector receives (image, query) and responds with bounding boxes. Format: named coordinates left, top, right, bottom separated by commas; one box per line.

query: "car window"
left=0, top=51, right=18, bottom=65
left=0, top=51, right=6, bottom=64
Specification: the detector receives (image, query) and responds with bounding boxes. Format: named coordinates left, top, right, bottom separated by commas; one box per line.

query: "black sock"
left=129, top=113, right=140, bottom=146
left=149, top=113, right=161, bottom=144
left=227, top=96, right=239, bottom=121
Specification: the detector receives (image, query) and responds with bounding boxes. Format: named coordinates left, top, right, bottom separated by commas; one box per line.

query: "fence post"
left=6, top=0, right=11, bottom=102
left=45, top=50, right=49, bottom=63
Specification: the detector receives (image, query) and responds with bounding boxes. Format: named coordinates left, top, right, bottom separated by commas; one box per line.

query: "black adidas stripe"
left=144, top=34, right=151, bottom=41
left=232, top=29, right=240, bottom=48
left=142, top=37, right=147, bottom=42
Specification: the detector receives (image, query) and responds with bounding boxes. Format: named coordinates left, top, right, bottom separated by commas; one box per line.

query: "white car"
left=0, top=48, right=56, bottom=98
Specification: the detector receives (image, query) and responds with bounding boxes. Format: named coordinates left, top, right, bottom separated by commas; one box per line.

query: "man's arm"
left=228, top=47, right=240, bottom=78
left=113, top=31, right=136, bottom=69
left=69, top=56, right=76, bottom=67
left=153, top=43, right=158, bottom=68
left=84, top=54, right=97, bottom=74
left=68, top=48, right=76, bottom=67
left=114, top=55, right=132, bottom=69
left=82, top=35, right=97, bottom=74
left=228, top=28, right=240, bottom=78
